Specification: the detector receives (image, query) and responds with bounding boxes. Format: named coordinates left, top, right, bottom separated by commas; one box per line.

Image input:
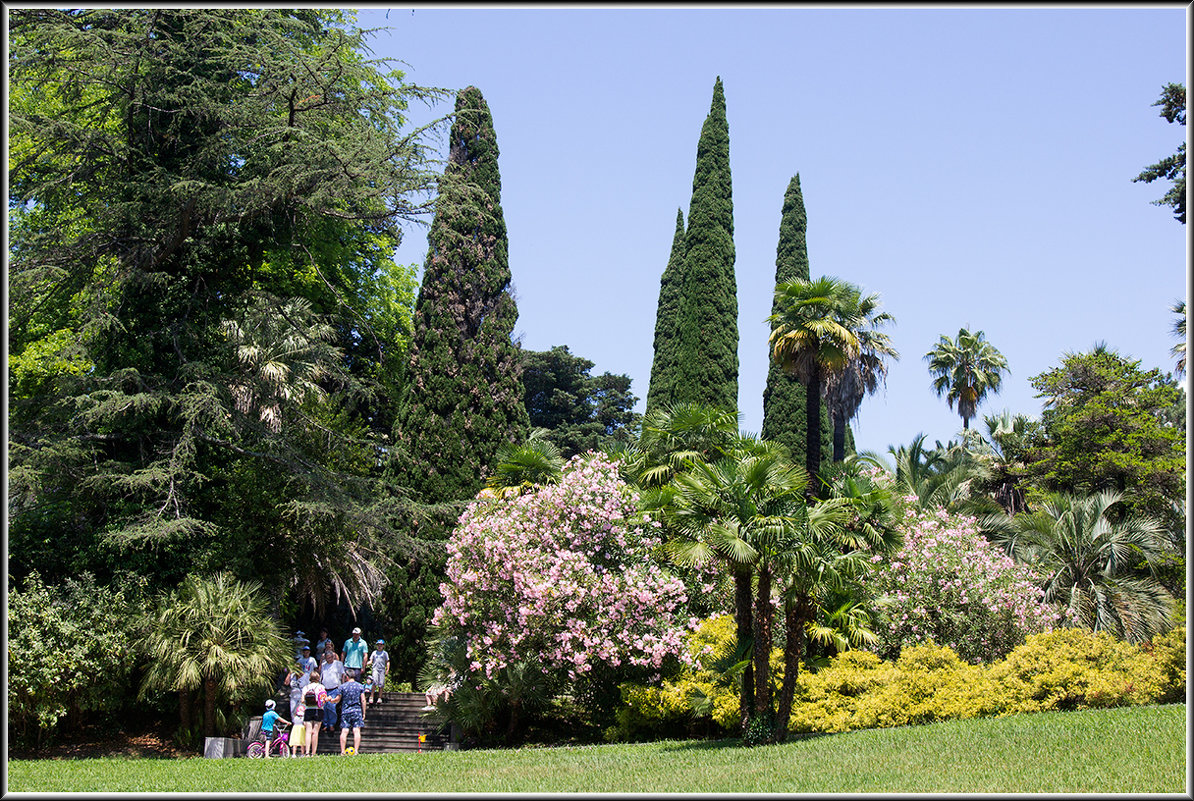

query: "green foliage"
left=646, top=209, right=687, bottom=415
left=768, top=276, right=885, bottom=496
left=522, top=345, right=640, bottom=458
left=673, top=77, right=738, bottom=412
left=7, top=9, right=442, bottom=606
left=393, top=85, right=529, bottom=505
left=139, top=573, right=292, bottom=742
left=7, top=572, right=145, bottom=747
left=1133, top=83, right=1186, bottom=223
left=608, top=616, right=768, bottom=742
left=1027, top=346, right=1186, bottom=523
left=983, top=491, right=1176, bottom=644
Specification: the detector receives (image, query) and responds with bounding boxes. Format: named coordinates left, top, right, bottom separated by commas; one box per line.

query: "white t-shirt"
left=320, top=658, right=344, bottom=689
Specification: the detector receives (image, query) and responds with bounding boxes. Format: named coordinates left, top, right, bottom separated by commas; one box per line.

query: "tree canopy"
left=8, top=9, right=445, bottom=608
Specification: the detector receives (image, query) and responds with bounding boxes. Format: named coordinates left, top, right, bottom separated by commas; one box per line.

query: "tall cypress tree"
left=394, top=86, right=529, bottom=505
left=646, top=208, right=686, bottom=415
left=674, top=77, right=738, bottom=413
left=762, top=174, right=832, bottom=465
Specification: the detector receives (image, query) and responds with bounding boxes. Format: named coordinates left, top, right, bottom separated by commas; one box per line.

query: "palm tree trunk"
left=806, top=371, right=824, bottom=499
left=204, top=676, right=218, bottom=738
left=773, top=592, right=813, bottom=743
left=832, top=408, right=847, bottom=463
left=752, top=564, right=773, bottom=719
left=734, top=566, right=755, bottom=730
left=179, top=687, right=193, bottom=737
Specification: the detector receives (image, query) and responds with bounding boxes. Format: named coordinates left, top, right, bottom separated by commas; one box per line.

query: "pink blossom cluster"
left=869, top=505, right=1061, bottom=663
left=433, top=454, right=690, bottom=681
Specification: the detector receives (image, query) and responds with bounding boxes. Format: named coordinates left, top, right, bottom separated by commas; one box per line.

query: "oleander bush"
left=868, top=505, right=1061, bottom=664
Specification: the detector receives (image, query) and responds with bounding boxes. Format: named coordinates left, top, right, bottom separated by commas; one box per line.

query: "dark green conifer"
left=394, top=86, right=529, bottom=505
left=674, top=77, right=738, bottom=413
left=646, top=209, right=686, bottom=415
left=762, top=175, right=832, bottom=465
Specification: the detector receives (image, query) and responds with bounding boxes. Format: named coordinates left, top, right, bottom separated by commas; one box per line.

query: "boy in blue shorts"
left=328, top=671, right=366, bottom=755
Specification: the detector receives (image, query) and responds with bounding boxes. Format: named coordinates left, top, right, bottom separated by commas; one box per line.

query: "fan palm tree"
left=140, top=573, right=292, bottom=740
left=619, top=402, right=740, bottom=489
left=768, top=276, right=873, bottom=497
left=823, top=295, right=899, bottom=463
left=924, top=327, right=1009, bottom=430
left=981, top=491, right=1176, bottom=643
left=663, top=445, right=810, bottom=734
left=484, top=429, right=565, bottom=497
left=221, top=291, right=340, bottom=433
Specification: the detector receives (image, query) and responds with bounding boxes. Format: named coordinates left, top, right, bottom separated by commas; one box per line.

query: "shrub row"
left=609, top=621, right=1186, bottom=740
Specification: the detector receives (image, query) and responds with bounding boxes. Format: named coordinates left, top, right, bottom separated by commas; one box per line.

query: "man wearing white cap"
left=342, top=627, right=368, bottom=680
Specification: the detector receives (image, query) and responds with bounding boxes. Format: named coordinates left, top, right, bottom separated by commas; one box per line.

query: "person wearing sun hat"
left=342, top=627, right=368, bottom=681
left=366, top=639, right=390, bottom=705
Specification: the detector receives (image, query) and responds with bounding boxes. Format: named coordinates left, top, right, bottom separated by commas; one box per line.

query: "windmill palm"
left=981, top=491, right=1176, bottom=643
left=484, top=429, right=565, bottom=497
left=221, top=291, right=340, bottom=433
left=924, top=327, right=1009, bottom=430
left=627, top=402, right=740, bottom=488
left=1171, top=300, right=1186, bottom=377
left=768, top=276, right=873, bottom=497
left=663, top=445, right=812, bottom=735
left=823, top=296, right=899, bottom=462
left=140, top=573, right=291, bottom=740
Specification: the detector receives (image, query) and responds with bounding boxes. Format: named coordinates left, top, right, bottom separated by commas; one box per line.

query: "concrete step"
left=280, top=691, right=453, bottom=755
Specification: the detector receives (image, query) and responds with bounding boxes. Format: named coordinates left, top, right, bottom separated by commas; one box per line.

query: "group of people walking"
left=259, top=626, right=390, bottom=756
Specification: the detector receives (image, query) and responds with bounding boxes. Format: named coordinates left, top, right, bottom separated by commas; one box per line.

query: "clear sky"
left=358, top=5, right=1189, bottom=456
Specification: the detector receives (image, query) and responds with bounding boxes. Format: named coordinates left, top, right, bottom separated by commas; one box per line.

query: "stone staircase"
left=291, top=691, right=451, bottom=755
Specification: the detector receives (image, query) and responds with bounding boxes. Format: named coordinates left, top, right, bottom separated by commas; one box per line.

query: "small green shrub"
left=987, top=628, right=1167, bottom=713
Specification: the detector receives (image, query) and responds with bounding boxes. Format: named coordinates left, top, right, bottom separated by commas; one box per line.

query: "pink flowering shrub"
left=869, top=505, right=1060, bottom=663
left=433, top=453, right=690, bottom=683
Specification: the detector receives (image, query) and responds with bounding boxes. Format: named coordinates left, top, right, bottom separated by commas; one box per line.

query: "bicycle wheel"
left=275, top=740, right=290, bottom=758
left=247, top=741, right=265, bottom=759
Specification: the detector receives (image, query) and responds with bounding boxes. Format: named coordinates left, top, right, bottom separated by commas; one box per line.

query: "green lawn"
left=7, top=704, right=1187, bottom=794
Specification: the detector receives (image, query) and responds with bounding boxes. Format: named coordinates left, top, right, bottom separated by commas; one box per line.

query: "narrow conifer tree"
left=646, top=209, right=686, bottom=416
left=394, top=86, right=529, bottom=505
left=673, top=77, right=738, bottom=413
left=762, top=174, right=832, bottom=465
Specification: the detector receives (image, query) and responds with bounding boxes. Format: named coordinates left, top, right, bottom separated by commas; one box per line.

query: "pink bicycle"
left=246, top=725, right=291, bottom=758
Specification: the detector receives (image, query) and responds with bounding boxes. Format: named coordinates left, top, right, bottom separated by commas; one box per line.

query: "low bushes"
left=613, top=620, right=1186, bottom=740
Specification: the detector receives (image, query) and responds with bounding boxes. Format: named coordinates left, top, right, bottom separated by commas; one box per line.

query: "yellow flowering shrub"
left=1146, top=624, right=1186, bottom=704
left=988, top=628, right=1168, bottom=713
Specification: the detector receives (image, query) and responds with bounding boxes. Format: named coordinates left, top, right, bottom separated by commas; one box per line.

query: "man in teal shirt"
left=342, top=627, right=368, bottom=680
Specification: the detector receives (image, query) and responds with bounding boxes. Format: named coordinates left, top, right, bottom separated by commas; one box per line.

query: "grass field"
left=7, top=704, right=1187, bottom=794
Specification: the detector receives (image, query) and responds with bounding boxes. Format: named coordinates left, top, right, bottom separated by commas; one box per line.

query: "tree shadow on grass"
left=657, top=732, right=833, bottom=753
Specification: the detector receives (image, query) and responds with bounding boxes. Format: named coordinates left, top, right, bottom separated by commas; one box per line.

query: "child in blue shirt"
left=260, top=699, right=291, bottom=756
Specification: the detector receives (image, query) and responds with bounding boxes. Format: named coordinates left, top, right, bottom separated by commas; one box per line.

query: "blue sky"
left=358, top=6, right=1188, bottom=456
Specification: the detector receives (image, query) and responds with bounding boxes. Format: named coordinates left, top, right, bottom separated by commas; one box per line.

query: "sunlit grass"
left=7, top=704, right=1186, bottom=794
